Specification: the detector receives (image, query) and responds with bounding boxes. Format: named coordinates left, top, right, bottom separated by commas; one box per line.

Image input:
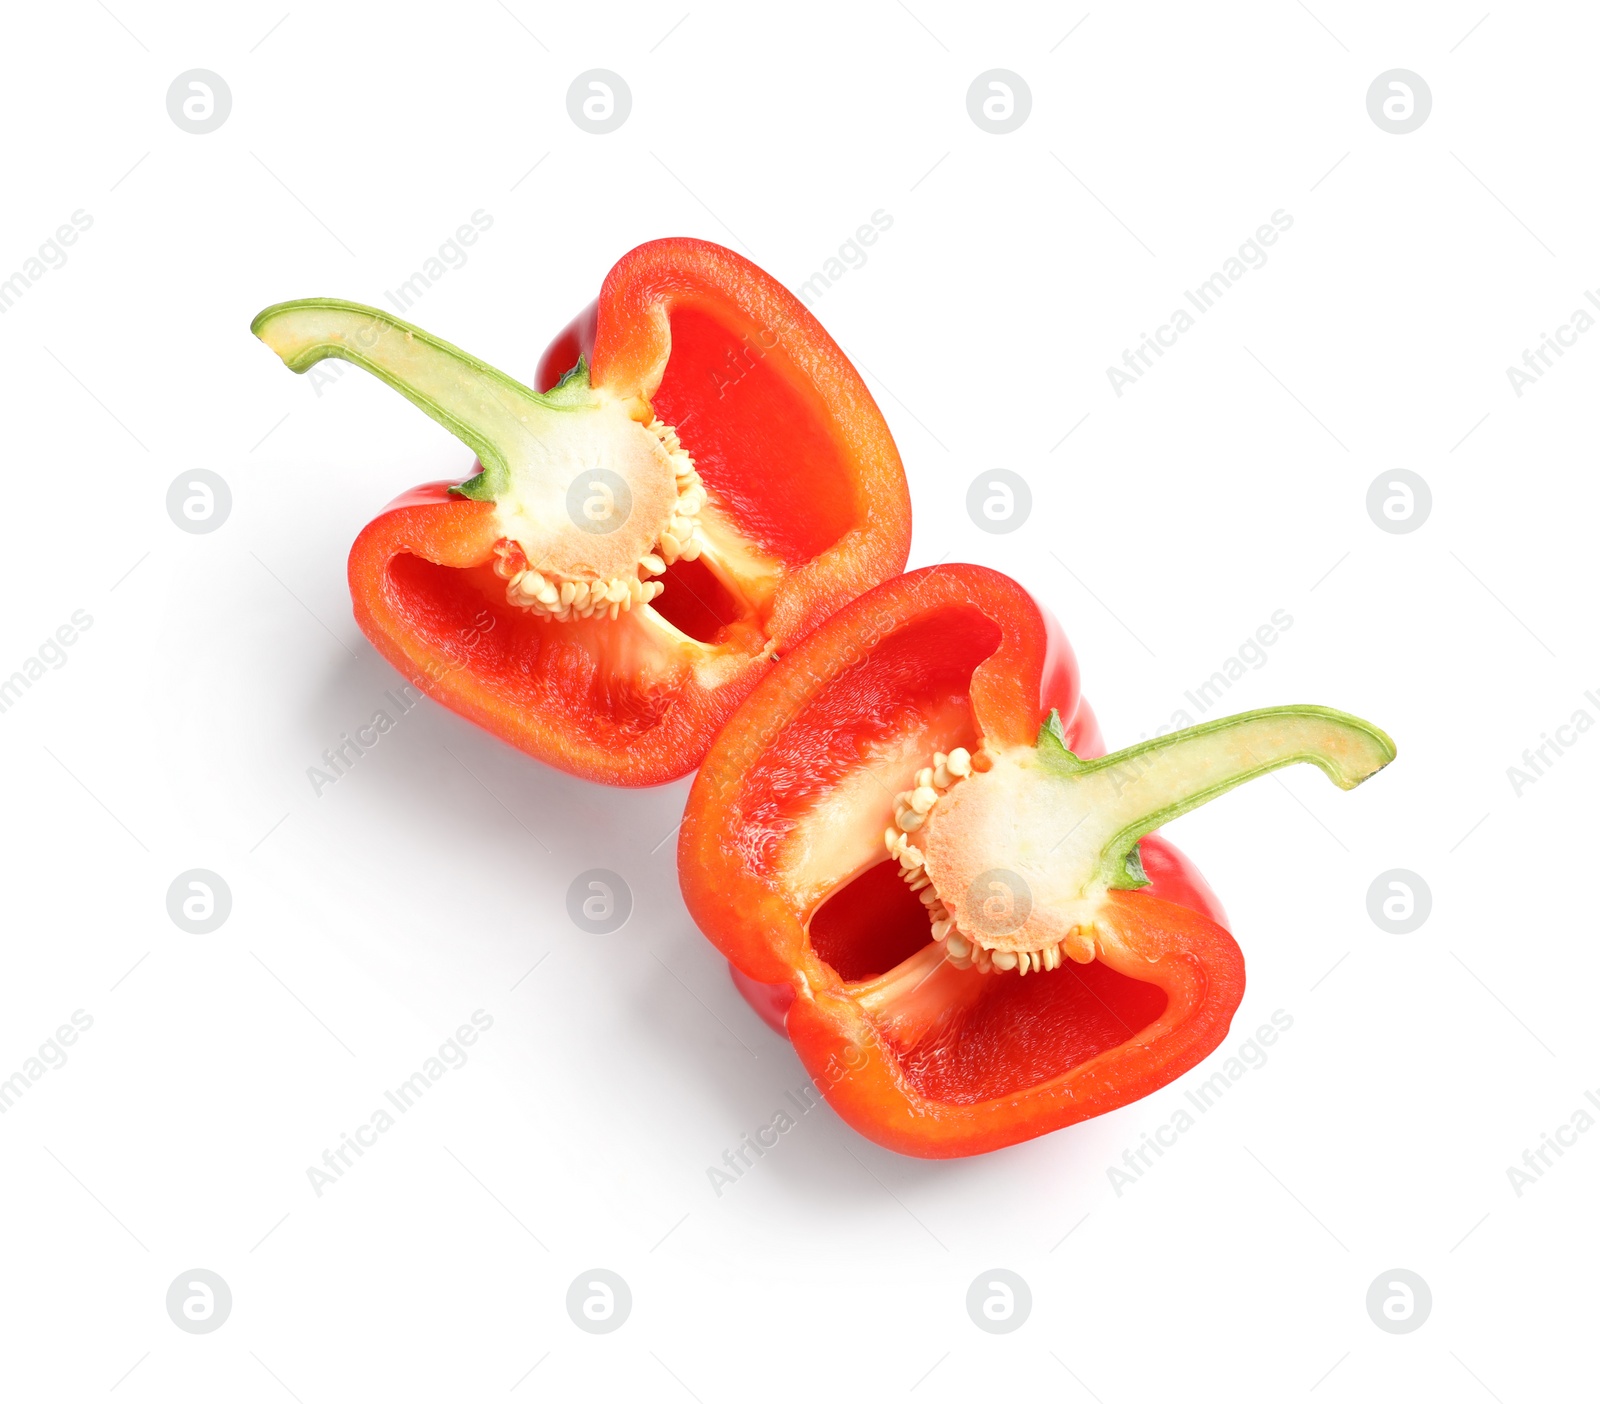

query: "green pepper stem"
left=1038, top=705, right=1395, bottom=890
left=250, top=298, right=588, bottom=499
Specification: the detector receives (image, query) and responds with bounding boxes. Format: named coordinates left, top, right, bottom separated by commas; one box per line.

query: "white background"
left=1, top=1, right=1595, bottom=1399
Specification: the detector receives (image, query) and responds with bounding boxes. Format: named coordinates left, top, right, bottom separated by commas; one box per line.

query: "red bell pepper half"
left=678, top=566, right=1394, bottom=1157
left=251, top=239, right=911, bottom=785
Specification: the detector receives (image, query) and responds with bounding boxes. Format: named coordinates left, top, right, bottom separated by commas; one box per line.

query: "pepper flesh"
left=679, top=565, right=1394, bottom=1157
left=252, top=238, right=911, bottom=785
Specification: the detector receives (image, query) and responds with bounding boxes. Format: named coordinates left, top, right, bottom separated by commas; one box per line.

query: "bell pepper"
left=678, top=565, right=1394, bottom=1157
left=250, top=238, right=911, bottom=785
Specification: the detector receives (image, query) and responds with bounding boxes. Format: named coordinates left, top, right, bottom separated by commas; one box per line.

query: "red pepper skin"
left=345, top=239, right=911, bottom=786
left=679, top=565, right=1246, bottom=1157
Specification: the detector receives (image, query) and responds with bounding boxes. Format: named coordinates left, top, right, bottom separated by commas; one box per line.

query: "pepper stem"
left=250, top=298, right=593, bottom=500
left=1033, top=705, right=1395, bottom=891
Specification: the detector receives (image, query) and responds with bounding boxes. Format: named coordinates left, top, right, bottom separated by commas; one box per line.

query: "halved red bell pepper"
left=679, top=566, right=1394, bottom=1157
left=251, top=239, right=911, bottom=785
